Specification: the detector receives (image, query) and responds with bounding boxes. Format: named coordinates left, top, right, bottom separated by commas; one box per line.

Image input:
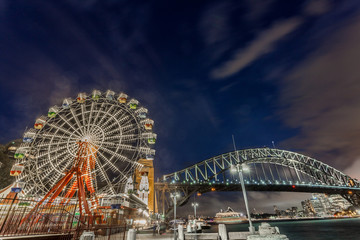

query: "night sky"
left=1, top=0, right=360, bottom=215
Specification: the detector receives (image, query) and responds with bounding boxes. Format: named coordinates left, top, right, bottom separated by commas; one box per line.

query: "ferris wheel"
left=12, top=90, right=156, bottom=196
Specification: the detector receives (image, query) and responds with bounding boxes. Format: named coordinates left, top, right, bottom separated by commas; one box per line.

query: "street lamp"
left=170, top=191, right=180, bottom=240
left=231, top=163, right=254, bottom=234
left=192, top=202, right=199, bottom=219
left=232, top=136, right=255, bottom=234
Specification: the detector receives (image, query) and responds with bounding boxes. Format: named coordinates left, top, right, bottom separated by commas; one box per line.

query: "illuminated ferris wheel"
left=12, top=90, right=156, bottom=196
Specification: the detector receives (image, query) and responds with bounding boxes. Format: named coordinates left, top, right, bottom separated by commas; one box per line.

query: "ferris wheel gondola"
left=12, top=90, right=156, bottom=197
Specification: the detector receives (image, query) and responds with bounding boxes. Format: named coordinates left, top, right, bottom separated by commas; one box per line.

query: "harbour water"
left=204, top=218, right=360, bottom=240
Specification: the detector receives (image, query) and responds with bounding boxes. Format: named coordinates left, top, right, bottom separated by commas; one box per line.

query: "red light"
left=292, top=185, right=296, bottom=189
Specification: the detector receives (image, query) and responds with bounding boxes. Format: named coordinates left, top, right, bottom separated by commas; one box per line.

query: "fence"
left=0, top=196, right=128, bottom=239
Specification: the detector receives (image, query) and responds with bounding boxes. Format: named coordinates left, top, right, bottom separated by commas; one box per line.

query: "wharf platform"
left=135, top=232, right=252, bottom=240
left=133, top=222, right=288, bottom=240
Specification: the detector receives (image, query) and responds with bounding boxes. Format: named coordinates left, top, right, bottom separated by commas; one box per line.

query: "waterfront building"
left=124, top=176, right=134, bottom=194
left=311, top=194, right=330, bottom=216
left=138, top=173, right=150, bottom=206
left=273, top=205, right=280, bottom=216
left=135, top=158, right=156, bottom=213
left=301, top=194, right=353, bottom=217
left=301, top=199, right=316, bottom=217
left=327, top=194, right=352, bottom=212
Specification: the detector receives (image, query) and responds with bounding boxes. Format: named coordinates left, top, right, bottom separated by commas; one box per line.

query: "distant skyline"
left=1, top=0, right=360, bottom=214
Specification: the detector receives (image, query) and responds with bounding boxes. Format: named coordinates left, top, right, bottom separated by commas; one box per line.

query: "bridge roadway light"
left=170, top=192, right=180, bottom=240
left=242, top=164, right=250, bottom=172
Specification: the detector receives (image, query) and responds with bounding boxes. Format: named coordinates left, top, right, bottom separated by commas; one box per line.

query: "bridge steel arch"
left=155, top=148, right=360, bottom=218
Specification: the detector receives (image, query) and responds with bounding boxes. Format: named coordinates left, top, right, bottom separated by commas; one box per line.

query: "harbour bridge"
left=155, top=148, right=360, bottom=217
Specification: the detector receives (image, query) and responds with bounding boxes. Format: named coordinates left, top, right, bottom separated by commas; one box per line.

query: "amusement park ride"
left=6, top=89, right=156, bottom=224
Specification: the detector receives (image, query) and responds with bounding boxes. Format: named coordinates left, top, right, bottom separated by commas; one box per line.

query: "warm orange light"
left=211, top=187, right=216, bottom=192
left=197, top=192, right=202, bottom=197
left=348, top=190, right=353, bottom=195
left=349, top=179, right=355, bottom=187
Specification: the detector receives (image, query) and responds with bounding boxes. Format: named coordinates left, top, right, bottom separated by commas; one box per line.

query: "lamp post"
left=232, top=136, right=255, bottom=234
left=170, top=192, right=180, bottom=240
left=192, top=202, right=199, bottom=219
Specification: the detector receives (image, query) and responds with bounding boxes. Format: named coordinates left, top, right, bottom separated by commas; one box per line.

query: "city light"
left=242, top=164, right=250, bottom=172
left=192, top=202, right=199, bottom=219
left=170, top=191, right=180, bottom=240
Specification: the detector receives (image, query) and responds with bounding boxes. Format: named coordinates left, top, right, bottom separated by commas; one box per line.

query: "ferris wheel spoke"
left=95, top=157, right=116, bottom=194
left=102, top=115, right=132, bottom=132
left=42, top=171, right=64, bottom=189
left=98, top=145, right=142, bottom=167
left=100, top=142, right=138, bottom=153
left=39, top=151, right=69, bottom=170
left=69, top=107, right=86, bottom=135
left=80, top=104, right=88, bottom=132
left=103, top=133, right=138, bottom=141
left=103, top=121, right=137, bottom=136
left=97, top=152, right=128, bottom=181
left=105, top=124, right=137, bottom=136
left=95, top=105, right=116, bottom=127
left=46, top=122, right=79, bottom=138
left=57, top=113, right=83, bottom=137
left=103, top=108, right=124, bottom=127
left=40, top=133, right=78, bottom=142
left=36, top=140, right=76, bottom=148
left=120, top=123, right=139, bottom=133
left=103, top=138, right=138, bottom=145
left=88, top=102, right=104, bottom=128
left=36, top=144, right=68, bottom=159
left=91, top=104, right=110, bottom=127
left=101, top=109, right=127, bottom=130
left=46, top=153, right=74, bottom=176
left=86, top=102, right=95, bottom=133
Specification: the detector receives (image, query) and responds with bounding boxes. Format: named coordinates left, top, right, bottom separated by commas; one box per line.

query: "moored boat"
left=199, top=220, right=211, bottom=229
left=214, top=207, right=247, bottom=224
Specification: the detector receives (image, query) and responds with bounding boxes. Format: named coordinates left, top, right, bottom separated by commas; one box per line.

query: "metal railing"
left=0, top=196, right=128, bottom=239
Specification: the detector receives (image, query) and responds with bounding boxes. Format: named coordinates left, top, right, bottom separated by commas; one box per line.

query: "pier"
left=128, top=223, right=288, bottom=240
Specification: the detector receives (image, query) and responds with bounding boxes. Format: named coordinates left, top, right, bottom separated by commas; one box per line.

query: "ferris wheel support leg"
left=77, top=173, right=92, bottom=225
left=61, top=180, right=78, bottom=205
left=63, top=188, right=77, bottom=205
left=76, top=174, right=83, bottom=221
left=80, top=176, right=91, bottom=214
left=47, top=172, right=75, bottom=205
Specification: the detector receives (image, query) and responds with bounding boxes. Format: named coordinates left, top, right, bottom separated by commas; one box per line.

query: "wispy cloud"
left=344, top=159, right=360, bottom=180
left=303, top=0, right=331, bottom=16
left=199, top=2, right=231, bottom=46
left=244, top=0, right=274, bottom=22
left=211, top=17, right=302, bottom=79
left=279, top=14, right=360, bottom=171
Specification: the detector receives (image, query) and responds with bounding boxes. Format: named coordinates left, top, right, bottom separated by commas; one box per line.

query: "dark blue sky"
left=1, top=0, right=360, bottom=213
